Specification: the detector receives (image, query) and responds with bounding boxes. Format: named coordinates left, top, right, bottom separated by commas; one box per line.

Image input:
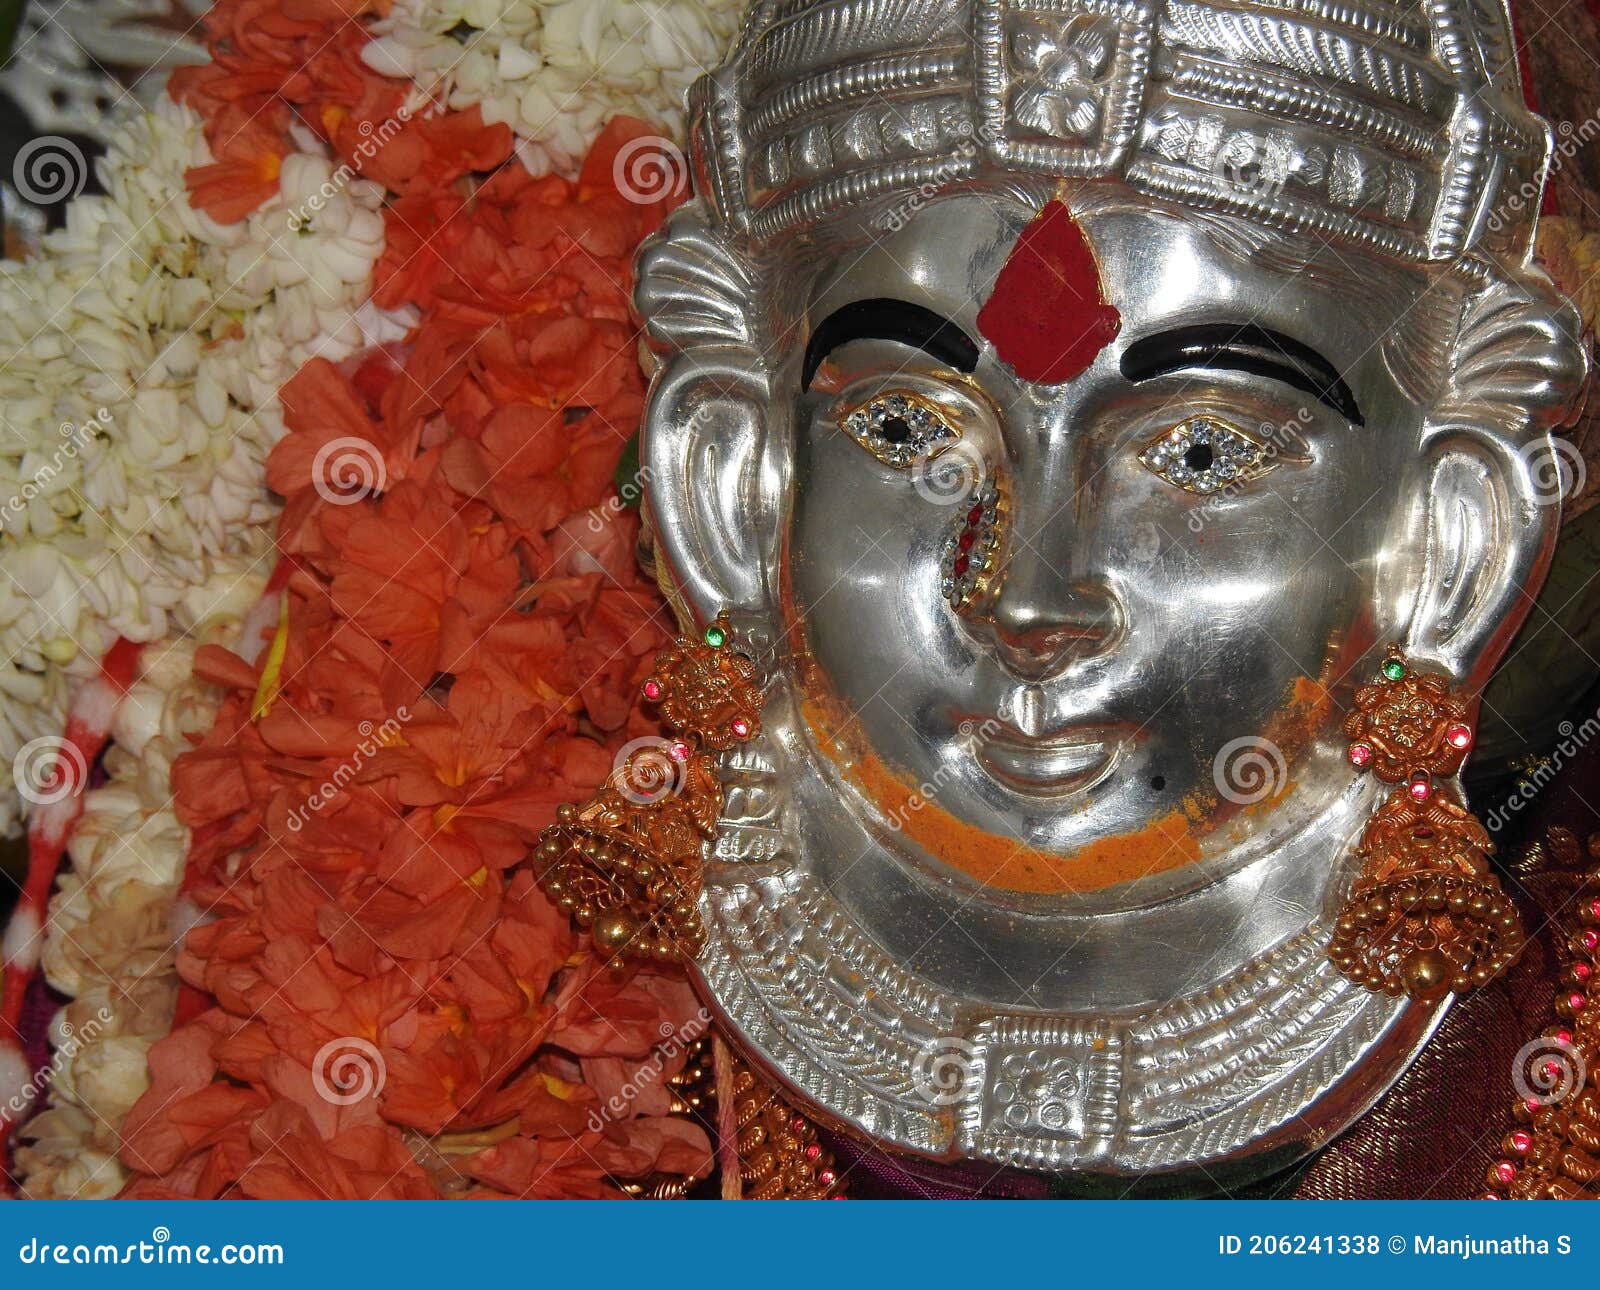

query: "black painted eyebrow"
left=1120, top=323, right=1363, bottom=426
left=803, top=298, right=980, bottom=390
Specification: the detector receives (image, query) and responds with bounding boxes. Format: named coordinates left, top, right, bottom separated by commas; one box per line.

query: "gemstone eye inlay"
left=840, top=390, right=959, bottom=468
left=1138, top=416, right=1275, bottom=495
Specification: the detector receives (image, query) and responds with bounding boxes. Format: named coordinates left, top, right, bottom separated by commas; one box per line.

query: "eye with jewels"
left=837, top=390, right=960, bottom=468
left=1138, top=416, right=1279, bottom=496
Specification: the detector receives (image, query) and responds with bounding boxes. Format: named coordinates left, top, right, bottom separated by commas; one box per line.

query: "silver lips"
left=975, top=722, right=1126, bottom=797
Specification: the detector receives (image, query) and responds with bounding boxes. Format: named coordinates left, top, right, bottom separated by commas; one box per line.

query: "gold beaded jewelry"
left=1329, top=647, right=1523, bottom=1000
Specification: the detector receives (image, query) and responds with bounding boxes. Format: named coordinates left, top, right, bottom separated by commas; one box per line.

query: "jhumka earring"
left=533, top=614, right=762, bottom=966
left=1328, top=647, right=1524, bottom=1001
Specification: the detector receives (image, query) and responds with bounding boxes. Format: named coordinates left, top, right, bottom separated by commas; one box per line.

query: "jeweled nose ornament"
left=941, top=478, right=1007, bottom=611
left=534, top=614, right=762, bottom=966
left=1328, top=648, right=1524, bottom=1001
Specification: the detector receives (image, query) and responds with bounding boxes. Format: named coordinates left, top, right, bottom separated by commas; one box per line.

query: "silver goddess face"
left=635, top=0, right=1588, bottom=1174
left=787, top=192, right=1433, bottom=894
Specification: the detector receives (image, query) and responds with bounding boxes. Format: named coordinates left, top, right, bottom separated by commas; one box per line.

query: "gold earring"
left=533, top=614, right=761, bottom=966
left=1328, top=647, right=1524, bottom=1001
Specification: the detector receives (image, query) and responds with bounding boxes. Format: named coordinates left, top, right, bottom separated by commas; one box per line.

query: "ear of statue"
left=1406, top=271, right=1588, bottom=685
left=635, top=205, right=777, bottom=627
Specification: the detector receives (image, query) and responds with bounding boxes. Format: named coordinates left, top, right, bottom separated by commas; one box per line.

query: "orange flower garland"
left=105, top=0, right=714, bottom=1195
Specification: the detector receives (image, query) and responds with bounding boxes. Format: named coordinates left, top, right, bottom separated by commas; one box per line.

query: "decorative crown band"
left=689, top=0, right=1549, bottom=271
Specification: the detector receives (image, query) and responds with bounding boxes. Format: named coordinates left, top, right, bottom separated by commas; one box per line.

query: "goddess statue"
left=574, top=0, right=1591, bottom=1182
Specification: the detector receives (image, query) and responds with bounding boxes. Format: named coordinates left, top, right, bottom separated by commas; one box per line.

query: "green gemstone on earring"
left=1382, top=658, right=1406, bottom=682
left=704, top=624, right=727, bottom=649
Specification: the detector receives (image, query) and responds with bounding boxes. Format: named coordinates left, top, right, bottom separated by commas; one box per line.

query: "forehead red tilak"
left=975, top=201, right=1120, bottom=384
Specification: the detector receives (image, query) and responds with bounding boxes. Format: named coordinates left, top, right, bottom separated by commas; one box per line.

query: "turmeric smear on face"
left=803, top=700, right=1203, bottom=896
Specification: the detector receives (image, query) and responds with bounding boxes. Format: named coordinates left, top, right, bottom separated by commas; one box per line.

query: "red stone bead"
left=1558, top=1029, right=1574, bottom=1046
left=1348, top=743, right=1372, bottom=768
left=1576, top=962, right=1592, bottom=983
left=1510, top=1131, right=1532, bottom=1154
left=804, top=1143, right=821, bottom=1161
left=731, top=717, right=752, bottom=739
left=668, top=740, right=691, bottom=762
left=1590, top=899, right=1600, bottom=922
left=1408, top=774, right=1431, bottom=802
left=1582, top=930, right=1599, bottom=952
left=1570, top=993, right=1586, bottom=1013
left=642, top=680, right=662, bottom=701
left=1526, top=1097, right=1543, bottom=1114
left=1445, top=723, right=1472, bottom=750
left=1544, top=1059, right=1564, bottom=1080
left=958, top=530, right=976, bottom=552
left=953, top=555, right=969, bottom=576
left=818, top=1169, right=837, bottom=1187
left=792, top=1116, right=807, bottom=1133
left=967, top=504, right=984, bottom=525
left=1493, top=1161, right=1517, bottom=1185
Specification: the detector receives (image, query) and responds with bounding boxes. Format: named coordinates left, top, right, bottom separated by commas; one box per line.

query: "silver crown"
left=688, top=0, right=1549, bottom=270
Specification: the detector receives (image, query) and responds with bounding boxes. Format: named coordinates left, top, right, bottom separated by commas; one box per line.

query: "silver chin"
left=635, top=0, right=1588, bottom=1181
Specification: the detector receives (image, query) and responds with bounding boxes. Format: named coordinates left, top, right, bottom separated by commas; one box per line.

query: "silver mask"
left=636, top=0, right=1588, bottom=1180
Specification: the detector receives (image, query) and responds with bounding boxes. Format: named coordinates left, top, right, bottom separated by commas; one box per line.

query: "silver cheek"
left=641, top=192, right=1568, bottom=1181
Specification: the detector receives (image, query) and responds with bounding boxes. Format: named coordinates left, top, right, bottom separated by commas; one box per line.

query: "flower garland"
left=110, top=115, right=707, bottom=1198
left=6, top=0, right=742, bottom=1196
left=15, top=603, right=258, bottom=1198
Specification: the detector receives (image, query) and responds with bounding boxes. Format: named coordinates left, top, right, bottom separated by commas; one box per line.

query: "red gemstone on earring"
left=1511, top=1131, right=1533, bottom=1154
left=804, top=1144, right=822, bottom=1162
left=1583, top=931, right=1600, bottom=952
left=1570, top=993, right=1586, bottom=1013
left=1408, top=775, right=1432, bottom=803
left=1576, top=963, right=1592, bottom=982
left=730, top=717, right=752, bottom=740
left=1493, top=1161, right=1517, bottom=1185
left=1348, top=743, right=1373, bottom=768
left=642, top=680, right=662, bottom=701
left=1446, top=723, right=1473, bottom=750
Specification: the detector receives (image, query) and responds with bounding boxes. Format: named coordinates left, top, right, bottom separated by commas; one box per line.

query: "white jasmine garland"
left=17, top=606, right=254, bottom=1200
left=364, top=0, right=742, bottom=174
left=0, top=96, right=397, bottom=837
